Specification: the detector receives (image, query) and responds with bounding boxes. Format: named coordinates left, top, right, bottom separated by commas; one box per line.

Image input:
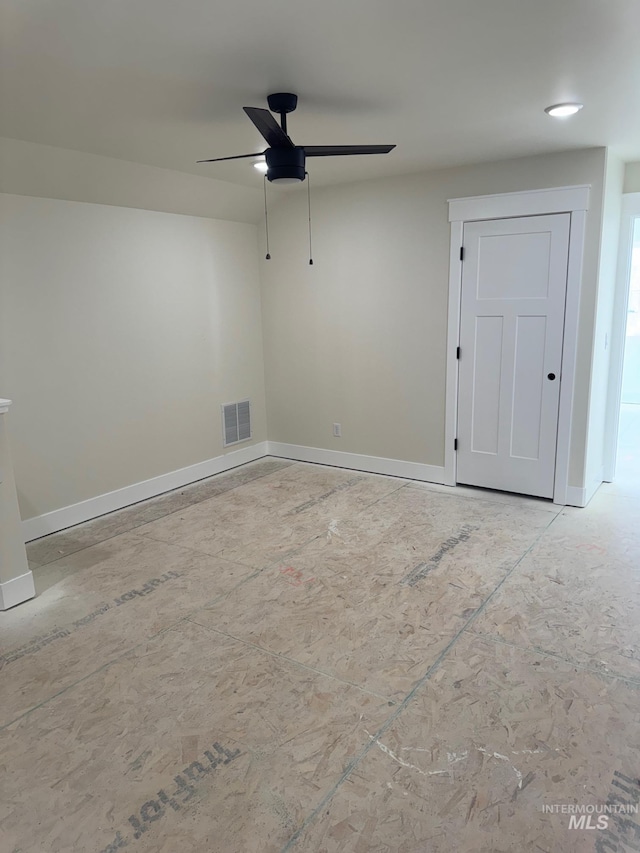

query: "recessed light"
left=544, top=102, right=583, bottom=118
left=253, top=160, right=268, bottom=173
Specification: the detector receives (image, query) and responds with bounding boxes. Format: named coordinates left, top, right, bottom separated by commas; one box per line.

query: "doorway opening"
left=615, top=215, right=640, bottom=492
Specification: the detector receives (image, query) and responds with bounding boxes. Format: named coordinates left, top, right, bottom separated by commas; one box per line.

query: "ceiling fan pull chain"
left=263, top=175, right=271, bottom=260
left=306, top=172, right=313, bottom=266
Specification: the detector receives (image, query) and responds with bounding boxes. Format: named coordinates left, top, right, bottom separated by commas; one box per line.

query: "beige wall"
left=260, top=148, right=608, bottom=490
left=623, top=162, right=640, bottom=194
left=0, top=139, right=617, bottom=528
left=0, top=193, right=266, bottom=520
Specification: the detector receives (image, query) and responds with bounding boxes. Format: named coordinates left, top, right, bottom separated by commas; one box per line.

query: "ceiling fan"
left=197, top=93, right=396, bottom=183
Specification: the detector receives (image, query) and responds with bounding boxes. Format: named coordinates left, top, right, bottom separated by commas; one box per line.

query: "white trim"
left=448, top=185, right=590, bottom=223
left=267, top=441, right=447, bottom=483
left=0, top=398, right=12, bottom=414
left=446, top=185, right=589, bottom=506
left=563, top=469, right=603, bottom=509
left=22, top=440, right=448, bottom=543
left=0, top=570, right=35, bottom=610
left=444, top=220, right=463, bottom=487
left=603, top=193, right=640, bottom=481
left=553, top=208, right=586, bottom=505
left=564, top=485, right=587, bottom=508
left=22, top=441, right=269, bottom=542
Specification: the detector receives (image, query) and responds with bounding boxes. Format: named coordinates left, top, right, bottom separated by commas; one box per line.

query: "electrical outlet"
left=333, top=423, right=341, bottom=438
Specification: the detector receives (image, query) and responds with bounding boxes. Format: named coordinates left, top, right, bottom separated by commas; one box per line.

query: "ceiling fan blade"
left=303, top=144, right=396, bottom=157
left=197, top=152, right=264, bottom=163
left=243, top=107, right=294, bottom=148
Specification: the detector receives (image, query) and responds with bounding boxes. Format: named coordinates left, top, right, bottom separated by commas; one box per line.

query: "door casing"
left=603, top=192, right=640, bottom=482
left=445, top=185, right=590, bottom=506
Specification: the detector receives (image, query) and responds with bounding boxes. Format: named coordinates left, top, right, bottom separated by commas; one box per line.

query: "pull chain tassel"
left=263, top=175, right=271, bottom=260
left=306, top=171, right=313, bottom=265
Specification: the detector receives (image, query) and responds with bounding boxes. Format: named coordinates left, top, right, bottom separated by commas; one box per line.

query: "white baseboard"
left=267, top=442, right=447, bottom=484
left=22, top=441, right=269, bottom=542
left=565, top=478, right=603, bottom=508
left=564, top=468, right=604, bottom=508
left=585, top=468, right=604, bottom=506
left=0, top=570, right=36, bottom=610
left=564, top=485, right=587, bottom=507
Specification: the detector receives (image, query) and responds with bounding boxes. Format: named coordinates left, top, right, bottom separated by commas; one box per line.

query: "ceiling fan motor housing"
left=266, top=146, right=306, bottom=183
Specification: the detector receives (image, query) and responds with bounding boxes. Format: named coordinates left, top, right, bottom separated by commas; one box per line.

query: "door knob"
left=547, top=372, right=556, bottom=381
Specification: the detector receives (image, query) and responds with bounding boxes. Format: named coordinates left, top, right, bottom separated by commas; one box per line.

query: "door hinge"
left=459, top=246, right=464, bottom=261
left=454, top=438, right=458, bottom=451
left=456, top=346, right=461, bottom=359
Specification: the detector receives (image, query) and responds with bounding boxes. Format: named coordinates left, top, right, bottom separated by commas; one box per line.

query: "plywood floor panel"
left=2, top=457, right=640, bottom=852
left=293, top=635, right=640, bottom=853
left=136, top=466, right=405, bottom=569
left=1, top=533, right=257, bottom=727
left=469, top=489, right=640, bottom=681
left=1, top=621, right=392, bottom=853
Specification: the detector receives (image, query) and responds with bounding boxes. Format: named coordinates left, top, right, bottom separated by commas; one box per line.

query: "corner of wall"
left=623, top=161, right=640, bottom=195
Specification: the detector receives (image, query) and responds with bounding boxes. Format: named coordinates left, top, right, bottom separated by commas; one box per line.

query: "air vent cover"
left=222, top=400, right=251, bottom=447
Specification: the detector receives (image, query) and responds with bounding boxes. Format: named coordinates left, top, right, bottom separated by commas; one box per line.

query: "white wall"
left=0, top=139, right=617, bottom=533
left=624, top=162, right=640, bottom=194
left=0, top=137, right=262, bottom=224
left=260, top=148, right=608, bottom=491
left=584, top=151, right=625, bottom=498
left=0, top=193, right=266, bottom=521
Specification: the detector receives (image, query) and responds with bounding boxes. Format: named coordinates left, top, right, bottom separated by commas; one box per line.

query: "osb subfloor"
left=2, top=451, right=640, bottom=853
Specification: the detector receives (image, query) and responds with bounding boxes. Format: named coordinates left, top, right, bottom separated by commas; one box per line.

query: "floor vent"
left=222, top=400, right=251, bottom=447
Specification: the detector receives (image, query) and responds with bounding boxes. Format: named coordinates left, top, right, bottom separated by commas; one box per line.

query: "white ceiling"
left=2, top=0, right=640, bottom=189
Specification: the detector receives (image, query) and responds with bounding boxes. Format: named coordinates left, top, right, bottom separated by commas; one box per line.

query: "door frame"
left=603, top=192, right=640, bottom=481
left=444, top=185, right=590, bottom=505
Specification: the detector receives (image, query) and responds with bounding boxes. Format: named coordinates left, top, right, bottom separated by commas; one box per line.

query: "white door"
left=456, top=213, right=570, bottom=498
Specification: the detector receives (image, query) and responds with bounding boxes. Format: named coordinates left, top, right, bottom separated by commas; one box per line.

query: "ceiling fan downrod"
left=267, top=92, right=298, bottom=136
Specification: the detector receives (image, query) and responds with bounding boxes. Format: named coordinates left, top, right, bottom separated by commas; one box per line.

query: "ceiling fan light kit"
left=266, top=146, right=306, bottom=183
